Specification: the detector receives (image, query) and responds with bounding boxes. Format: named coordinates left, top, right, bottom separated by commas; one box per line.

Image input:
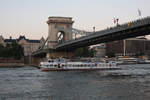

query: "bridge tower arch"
left=47, top=17, right=74, bottom=49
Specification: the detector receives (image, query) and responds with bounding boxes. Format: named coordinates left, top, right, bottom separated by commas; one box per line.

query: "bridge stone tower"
left=46, top=16, right=74, bottom=58
left=47, top=17, right=74, bottom=49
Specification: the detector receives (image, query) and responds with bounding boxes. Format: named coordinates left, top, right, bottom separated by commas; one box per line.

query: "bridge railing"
left=94, top=16, right=150, bottom=34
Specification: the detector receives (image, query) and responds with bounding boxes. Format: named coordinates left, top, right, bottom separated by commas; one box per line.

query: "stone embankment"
left=0, top=58, right=24, bottom=67
left=0, top=63, right=25, bottom=67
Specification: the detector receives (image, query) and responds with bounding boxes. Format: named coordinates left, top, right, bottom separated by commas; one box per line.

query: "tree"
left=0, top=44, right=4, bottom=57
left=106, top=52, right=115, bottom=58
left=0, top=42, right=24, bottom=59
left=11, top=41, right=24, bottom=59
left=74, top=47, right=96, bottom=57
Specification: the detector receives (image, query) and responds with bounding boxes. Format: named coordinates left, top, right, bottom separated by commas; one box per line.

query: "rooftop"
left=2, top=35, right=41, bottom=43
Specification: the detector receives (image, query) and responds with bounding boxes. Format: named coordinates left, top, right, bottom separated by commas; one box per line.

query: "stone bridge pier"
left=31, top=17, right=75, bottom=65
left=46, top=16, right=74, bottom=58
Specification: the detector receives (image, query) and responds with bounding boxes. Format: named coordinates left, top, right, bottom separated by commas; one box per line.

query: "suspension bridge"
left=32, top=16, right=150, bottom=60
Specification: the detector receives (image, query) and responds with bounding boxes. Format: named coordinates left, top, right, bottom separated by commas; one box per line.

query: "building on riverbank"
left=0, top=35, right=45, bottom=56
left=92, top=43, right=106, bottom=57
left=106, top=37, right=150, bottom=57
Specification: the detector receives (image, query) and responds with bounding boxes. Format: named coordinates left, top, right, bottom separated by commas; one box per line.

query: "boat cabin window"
left=48, top=59, right=53, bottom=63
left=62, top=64, right=65, bottom=67
left=54, top=65, right=57, bottom=67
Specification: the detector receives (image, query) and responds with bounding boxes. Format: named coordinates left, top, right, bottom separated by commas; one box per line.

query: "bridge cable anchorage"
left=72, top=28, right=93, bottom=38
left=39, top=37, right=49, bottom=50
left=55, top=26, right=93, bottom=40
left=38, top=26, right=93, bottom=51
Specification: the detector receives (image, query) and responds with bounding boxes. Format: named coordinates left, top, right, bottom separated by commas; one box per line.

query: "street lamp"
left=93, top=26, right=95, bottom=33
left=116, top=18, right=119, bottom=26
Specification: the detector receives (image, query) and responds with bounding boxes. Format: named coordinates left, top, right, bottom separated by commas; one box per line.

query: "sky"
left=0, top=0, right=150, bottom=39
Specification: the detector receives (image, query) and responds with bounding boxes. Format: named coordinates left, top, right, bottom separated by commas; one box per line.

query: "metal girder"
left=57, top=26, right=150, bottom=50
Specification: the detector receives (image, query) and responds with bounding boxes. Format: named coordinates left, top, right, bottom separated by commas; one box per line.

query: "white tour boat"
left=39, top=59, right=120, bottom=71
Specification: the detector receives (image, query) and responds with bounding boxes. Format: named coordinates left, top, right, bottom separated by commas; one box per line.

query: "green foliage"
left=0, top=44, right=4, bottom=57
left=135, top=52, right=144, bottom=57
left=106, top=52, right=115, bottom=58
left=0, top=42, right=24, bottom=59
left=74, top=47, right=96, bottom=57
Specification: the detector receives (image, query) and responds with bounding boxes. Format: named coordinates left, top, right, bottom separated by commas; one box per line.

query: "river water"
left=0, top=64, right=150, bottom=100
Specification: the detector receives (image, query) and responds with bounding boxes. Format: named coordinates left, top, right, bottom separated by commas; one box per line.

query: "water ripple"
left=0, top=64, right=150, bottom=100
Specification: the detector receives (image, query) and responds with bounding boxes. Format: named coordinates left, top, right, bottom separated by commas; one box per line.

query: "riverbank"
left=118, top=62, right=150, bottom=65
left=0, top=63, right=25, bottom=67
left=0, top=63, right=41, bottom=68
left=28, top=64, right=40, bottom=69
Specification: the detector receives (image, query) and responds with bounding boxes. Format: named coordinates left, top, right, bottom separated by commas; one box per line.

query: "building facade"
left=0, top=35, right=45, bottom=56
left=106, top=37, right=150, bottom=57
left=92, top=43, right=106, bottom=57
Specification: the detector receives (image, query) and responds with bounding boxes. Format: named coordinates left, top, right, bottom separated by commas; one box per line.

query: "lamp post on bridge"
left=123, top=39, right=126, bottom=56
left=114, top=18, right=119, bottom=26
left=116, top=18, right=119, bottom=26
left=93, top=26, right=95, bottom=33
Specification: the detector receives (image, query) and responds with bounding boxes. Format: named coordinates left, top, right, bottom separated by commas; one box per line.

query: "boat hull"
left=41, top=67, right=120, bottom=71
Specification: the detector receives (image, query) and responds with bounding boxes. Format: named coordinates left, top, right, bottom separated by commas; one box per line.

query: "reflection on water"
left=0, top=64, right=150, bottom=100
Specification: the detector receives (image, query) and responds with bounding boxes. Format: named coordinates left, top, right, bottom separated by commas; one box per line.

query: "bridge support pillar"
left=30, top=56, right=42, bottom=66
